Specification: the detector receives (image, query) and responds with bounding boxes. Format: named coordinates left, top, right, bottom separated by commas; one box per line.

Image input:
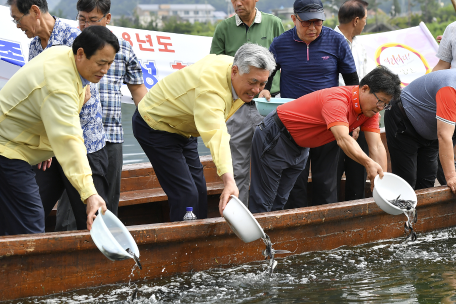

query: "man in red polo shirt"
left=244, top=66, right=401, bottom=213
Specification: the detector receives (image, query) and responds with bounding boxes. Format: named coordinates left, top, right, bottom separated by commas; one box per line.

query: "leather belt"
left=273, top=112, right=300, bottom=147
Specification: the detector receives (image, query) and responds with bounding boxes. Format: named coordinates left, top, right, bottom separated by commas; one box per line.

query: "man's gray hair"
left=233, top=43, right=276, bottom=76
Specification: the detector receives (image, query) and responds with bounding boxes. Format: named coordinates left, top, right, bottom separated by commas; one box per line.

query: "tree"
left=416, top=0, right=440, bottom=23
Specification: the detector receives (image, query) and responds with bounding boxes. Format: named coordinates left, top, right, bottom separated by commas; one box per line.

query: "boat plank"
left=1, top=186, right=455, bottom=301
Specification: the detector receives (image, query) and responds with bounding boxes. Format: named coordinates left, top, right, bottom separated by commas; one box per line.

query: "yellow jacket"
left=0, top=46, right=97, bottom=201
left=138, top=54, right=243, bottom=176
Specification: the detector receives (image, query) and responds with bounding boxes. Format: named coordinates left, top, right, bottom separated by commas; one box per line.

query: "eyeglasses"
left=295, top=15, right=323, bottom=28
left=77, top=13, right=107, bottom=25
left=12, top=13, right=28, bottom=25
left=373, top=92, right=392, bottom=110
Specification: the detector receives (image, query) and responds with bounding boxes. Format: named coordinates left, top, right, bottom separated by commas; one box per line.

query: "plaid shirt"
left=29, top=18, right=105, bottom=153
left=99, top=38, right=144, bottom=143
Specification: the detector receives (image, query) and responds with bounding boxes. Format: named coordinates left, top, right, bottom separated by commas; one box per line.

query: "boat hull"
left=0, top=186, right=455, bottom=302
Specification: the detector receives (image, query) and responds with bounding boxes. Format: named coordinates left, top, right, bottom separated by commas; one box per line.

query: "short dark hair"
left=72, top=26, right=119, bottom=59
left=360, top=65, right=401, bottom=101
left=6, top=0, right=48, bottom=14
left=76, top=0, right=110, bottom=15
left=338, top=0, right=368, bottom=24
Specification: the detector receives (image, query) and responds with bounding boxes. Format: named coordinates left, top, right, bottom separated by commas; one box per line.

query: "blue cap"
left=293, top=0, right=326, bottom=21
left=186, top=207, right=193, bottom=212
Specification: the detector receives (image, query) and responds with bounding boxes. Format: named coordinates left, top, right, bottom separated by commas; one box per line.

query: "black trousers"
left=0, top=156, right=44, bottom=235
left=33, top=148, right=109, bottom=230
left=384, top=99, right=439, bottom=190
left=132, top=110, right=207, bottom=222
left=337, top=131, right=368, bottom=201
left=285, top=140, right=340, bottom=208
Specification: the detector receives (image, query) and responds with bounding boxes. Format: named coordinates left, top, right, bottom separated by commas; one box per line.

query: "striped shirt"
left=99, top=38, right=144, bottom=143
left=269, top=26, right=356, bottom=99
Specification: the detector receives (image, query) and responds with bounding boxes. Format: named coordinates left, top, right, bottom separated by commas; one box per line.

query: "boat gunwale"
left=0, top=186, right=453, bottom=258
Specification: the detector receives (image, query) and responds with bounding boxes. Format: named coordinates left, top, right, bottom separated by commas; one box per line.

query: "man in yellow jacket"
left=0, top=26, right=118, bottom=235
left=133, top=43, right=276, bottom=221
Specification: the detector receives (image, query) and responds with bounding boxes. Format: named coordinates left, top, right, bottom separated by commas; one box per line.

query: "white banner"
left=357, top=22, right=439, bottom=86
left=0, top=5, right=212, bottom=101
left=0, top=4, right=440, bottom=93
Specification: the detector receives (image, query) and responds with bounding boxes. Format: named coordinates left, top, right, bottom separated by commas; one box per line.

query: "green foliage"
left=391, top=0, right=401, bottom=17
left=389, top=14, right=422, bottom=28
left=416, top=0, right=440, bottom=23
left=389, top=3, right=456, bottom=38
left=323, top=17, right=338, bottom=29
left=427, top=19, right=456, bottom=38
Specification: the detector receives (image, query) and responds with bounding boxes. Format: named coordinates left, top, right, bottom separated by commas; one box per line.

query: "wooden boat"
left=2, top=131, right=455, bottom=302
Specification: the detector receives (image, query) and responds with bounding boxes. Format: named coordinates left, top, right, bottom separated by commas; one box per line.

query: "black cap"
left=293, top=0, right=326, bottom=21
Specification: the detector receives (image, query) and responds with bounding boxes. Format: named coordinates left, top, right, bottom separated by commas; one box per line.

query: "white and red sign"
left=0, top=5, right=440, bottom=95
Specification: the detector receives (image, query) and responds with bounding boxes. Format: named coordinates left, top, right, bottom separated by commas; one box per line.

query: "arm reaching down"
left=331, top=125, right=385, bottom=191
left=437, top=119, right=456, bottom=193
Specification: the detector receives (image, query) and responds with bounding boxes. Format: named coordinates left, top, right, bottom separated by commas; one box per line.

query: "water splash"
left=388, top=195, right=417, bottom=241
left=261, top=233, right=291, bottom=275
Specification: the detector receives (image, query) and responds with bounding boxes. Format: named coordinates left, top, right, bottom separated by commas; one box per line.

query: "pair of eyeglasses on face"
left=76, top=13, right=107, bottom=25
left=372, top=92, right=392, bottom=110
left=12, top=12, right=28, bottom=25
left=294, top=15, right=323, bottom=28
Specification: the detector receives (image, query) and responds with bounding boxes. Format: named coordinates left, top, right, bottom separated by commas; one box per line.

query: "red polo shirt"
left=276, top=86, right=380, bottom=148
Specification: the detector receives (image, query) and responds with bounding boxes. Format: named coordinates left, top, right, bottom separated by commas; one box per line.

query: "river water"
left=8, top=226, right=456, bottom=303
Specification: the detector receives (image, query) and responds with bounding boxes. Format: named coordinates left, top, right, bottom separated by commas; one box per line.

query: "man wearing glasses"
left=75, top=0, right=147, bottom=218
left=7, top=0, right=110, bottom=231
left=249, top=66, right=401, bottom=213
left=259, top=0, right=360, bottom=209
left=385, top=70, right=456, bottom=195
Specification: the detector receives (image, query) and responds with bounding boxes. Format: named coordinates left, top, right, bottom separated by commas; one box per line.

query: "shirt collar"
left=46, top=17, right=60, bottom=47
left=352, top=86, right=362, bottom=115
left=235, top=8, right=261, bottom=26
left=292, top=26, right=323, bottom=44
left=334, top=25, right=354, bottom=48
left=79, top=74, right=90, bottom=87
left=231, top=83, right=239, bottom=100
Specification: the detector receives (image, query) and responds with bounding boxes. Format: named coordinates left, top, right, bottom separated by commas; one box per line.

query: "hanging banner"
left=0, top=4, right=440, bottom=96
left=0, top=5, right=212, bottom=102
left=357, top=22, right=439, bottom=86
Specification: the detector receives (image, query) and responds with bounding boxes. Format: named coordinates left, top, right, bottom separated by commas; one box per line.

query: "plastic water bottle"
left=183, top=207, right=197, bottom=221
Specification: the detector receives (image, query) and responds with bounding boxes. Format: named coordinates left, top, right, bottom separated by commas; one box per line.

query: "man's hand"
left=37, top=158, right=52, bottom=171
left=219, top=172, right=239, bottom=216
left=365, top=160, right=384, bottom=192
left=446, top=176, right=456, bottom=194
left=352, top=127, right=360, bottom=141
left=437, top=35, right=443, bottom=43
left=259, top=89, right=272, bottom=101
left=85, top=194, right=108, bottom=231
left=83, top=86, right=91, bottom=104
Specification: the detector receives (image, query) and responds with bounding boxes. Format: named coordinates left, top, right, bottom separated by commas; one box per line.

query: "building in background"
left=135, top=4, right=217, bottom=27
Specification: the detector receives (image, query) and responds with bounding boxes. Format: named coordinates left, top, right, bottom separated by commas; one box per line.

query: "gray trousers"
left=226, top=102, right=264, bottom=206
left=249, top=111, right=309, bottom=213
left=55, top=142, right=122, bottom=231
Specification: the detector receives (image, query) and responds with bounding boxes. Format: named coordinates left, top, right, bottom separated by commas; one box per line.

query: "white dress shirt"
left=335, top=25, right=368, bottom=85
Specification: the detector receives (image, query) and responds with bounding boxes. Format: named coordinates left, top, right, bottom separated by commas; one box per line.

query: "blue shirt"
left=99, top=38, right=144, bottom=143
left=269, top=26, right=356, bottom=99
left=28, top=18, right=105, bottom=154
